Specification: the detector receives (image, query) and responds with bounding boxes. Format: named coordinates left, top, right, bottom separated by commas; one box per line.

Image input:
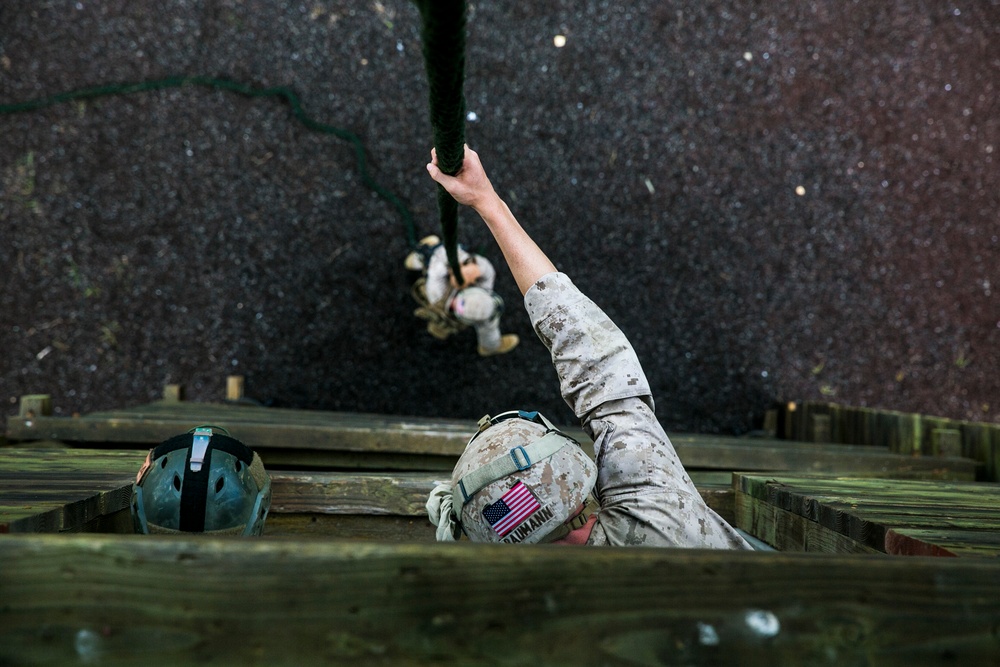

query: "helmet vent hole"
left=234, top=460, right=242, bottom=472
left=172, top=473, right=181, bottom=491
left=215, top=477, right=225, bottom=493
left=160, top=457, right=168, bottom=468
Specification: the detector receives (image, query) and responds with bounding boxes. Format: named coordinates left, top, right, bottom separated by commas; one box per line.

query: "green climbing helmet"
left=131, top=426, right=272, bottom=536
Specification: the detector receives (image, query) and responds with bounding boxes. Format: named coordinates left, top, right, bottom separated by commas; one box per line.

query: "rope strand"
left=413, top=0, right=468, bottom=286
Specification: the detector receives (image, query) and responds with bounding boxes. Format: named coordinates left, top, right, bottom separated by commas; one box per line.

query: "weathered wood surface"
left=786, top=401, right=1000, bottom=481
left=267, top=469, right=737, bottom=538
left=7, top=400, right=476, bottom=455
left=3, top=535, right=1000, bottom=665
left=266, top=514, right=437, bottom=540
left=6, top=399, right=979, bottom=477
left=734, top=494, right=883, bottom=556
left=0, top=449, right=736, bottom=537
left=735, top=473, right=1000, bottom=557
left=884, top=528, right=1000, bottom=559
left=0, top=449, right=143, bottom=533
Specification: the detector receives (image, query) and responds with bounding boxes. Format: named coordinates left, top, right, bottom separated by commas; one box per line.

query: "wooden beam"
left=786, top=401, right=1000, bottom=481
left=810, top=413, right=831, bottom=443
left=6, top=403, right=979, bottom=477
left=18, top=394, right=52, bottom=418
left=761, top=409, right=778, bottom=438
left=2, top=535, right=1000, bottom=664
left=734, top=491, right=882, bottom=555
left=735, top=474, right=1000, bottom=556
left=269, top=470, right=738, bottom=524
left=226, top=375, right=245, bottom=401
left=162, top=384, right=184, bottom=403
left=270, top=472, right=439, bottom=516
left=0, top=448, right=732, bottom=537
left=0, top=449, right=143, bottom=533
left=5, top=408, right=474, bottom=457
left=932, top=428, right=962, bottom=458
left=265, top=514, right=436, bottom=540
left=884, top=528, right=1000, bottom=558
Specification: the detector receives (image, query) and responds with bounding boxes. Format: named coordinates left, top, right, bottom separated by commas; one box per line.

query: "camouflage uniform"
left=526, top=272, right=751, bottom=549
left=425, top=245, right=503, bottom=351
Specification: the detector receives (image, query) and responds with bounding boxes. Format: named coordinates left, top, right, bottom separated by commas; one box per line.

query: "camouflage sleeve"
left=523, top=272, right=652, bottom=418
left=584, top=398, right=751, bottom=549
left=525, top=272, right=751, bottom=549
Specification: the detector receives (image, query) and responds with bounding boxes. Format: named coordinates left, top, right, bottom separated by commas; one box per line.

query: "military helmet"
left=427, top=411, right=597, bottom=544
left=131, top=426, right=271, bottom=536
left=451, top=286, right=502, bottom=325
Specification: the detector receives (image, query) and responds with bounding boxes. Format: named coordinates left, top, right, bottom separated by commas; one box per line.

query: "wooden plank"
left=0, top=448, right=142, bottom=533
left=271, top=470, right=737, bottom=525
left=734, top=490, right=882, bottom=555
left=669, top=435, right=977, bottom=479
left=0, top=448, right=734, bottom=537
left=739, top=476, right=1000, bottom=526
left=226, top=375, right=245, bottom=401
left=736, top=474, right=1000, bottom=557
left=7, top=401, right=980, bottom=476
left=259, top=449, right=457, bottom=471
left=1, top=488, right=133, bottom=534
left=161, top=384, right=183, bottom=402
left=3, top=535, right=1000, bottom=665
left=932, top=428, right=963, bottom=458
left=885, top=528, right=1000, bottom=558
left=265, top=514, right=436, bottom=540
left=810, top=414, right=831, bottom=443
left=962, top=421, right=1000, bottom=482
left=269, top=472, right=439, bottom=516
left=6, top=409, right=475, bottom=457
left=789, top=400, right=1000, bottom=481
left=18, top=394, right=52, bottom=417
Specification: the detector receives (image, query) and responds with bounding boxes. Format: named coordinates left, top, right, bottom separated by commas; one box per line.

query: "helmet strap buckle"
left=510, top=445, right=532, bottom=470
left=190, top=427, right=212, bottom=472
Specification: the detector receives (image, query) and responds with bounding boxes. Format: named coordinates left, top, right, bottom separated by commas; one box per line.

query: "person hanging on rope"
left=424, top=145, right=751, bottom=549
left=405, top=233, right=520, bottom=357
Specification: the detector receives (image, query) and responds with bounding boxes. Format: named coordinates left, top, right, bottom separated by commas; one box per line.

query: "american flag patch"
left=482, top=482, right=541, bottom=537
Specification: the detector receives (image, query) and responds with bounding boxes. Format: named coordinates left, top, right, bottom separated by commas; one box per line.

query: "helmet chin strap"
left=537, top=494, right=600, bottom=543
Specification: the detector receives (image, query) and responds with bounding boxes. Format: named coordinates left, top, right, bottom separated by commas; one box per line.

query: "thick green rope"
left=413, top=0, right=468, bottom=286
left=0, top=76, right=418, bottom=248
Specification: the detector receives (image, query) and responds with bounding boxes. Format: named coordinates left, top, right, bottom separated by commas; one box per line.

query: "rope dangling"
left=413, top=0, right=468, bottom=286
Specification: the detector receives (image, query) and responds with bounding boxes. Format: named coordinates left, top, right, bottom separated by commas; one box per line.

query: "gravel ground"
left=2, top=0, right=999, bottom=434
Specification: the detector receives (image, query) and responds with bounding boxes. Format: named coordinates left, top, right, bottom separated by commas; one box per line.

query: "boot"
left=479, top=334, right=519, bottom=357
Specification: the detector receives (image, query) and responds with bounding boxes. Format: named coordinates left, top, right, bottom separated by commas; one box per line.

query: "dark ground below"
left=2, top=1, right=999, bottom=434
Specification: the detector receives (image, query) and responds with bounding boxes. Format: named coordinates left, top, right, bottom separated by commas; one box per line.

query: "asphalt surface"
left=2, top=1, right=998, bottom=434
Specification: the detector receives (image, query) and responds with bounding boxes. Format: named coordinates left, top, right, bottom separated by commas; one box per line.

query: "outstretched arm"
left=427, top=146, right=555, bottom=295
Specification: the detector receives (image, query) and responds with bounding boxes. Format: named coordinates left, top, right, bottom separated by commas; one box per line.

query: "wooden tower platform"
left=3, top=390, right=1000, bottom=664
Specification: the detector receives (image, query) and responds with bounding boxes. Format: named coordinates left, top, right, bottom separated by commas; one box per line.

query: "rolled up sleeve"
left=524, top=272, right=652, bottom=418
